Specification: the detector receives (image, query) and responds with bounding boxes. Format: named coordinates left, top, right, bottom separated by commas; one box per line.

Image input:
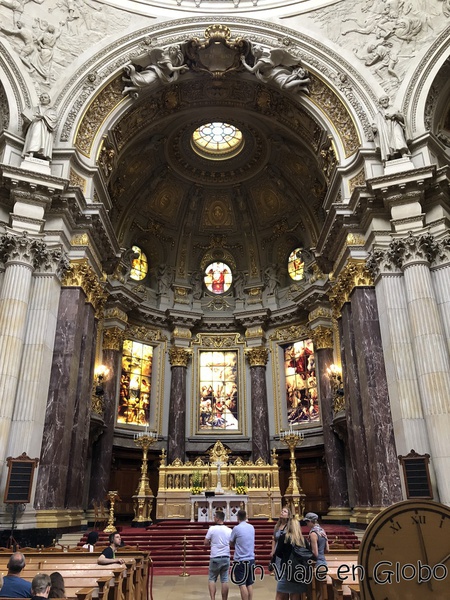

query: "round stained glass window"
left=129, top=246, right=148, bottom=281
left=192, top=122, right=244, bottom=160
left=204, top=262, right=233, bottom=294
left=288, top=248, right=304, bottom=281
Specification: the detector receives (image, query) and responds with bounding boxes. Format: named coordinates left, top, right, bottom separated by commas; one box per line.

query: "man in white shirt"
left=204, top=509, right=232, bottom=600
left=230, top=509, right=255, bottom=600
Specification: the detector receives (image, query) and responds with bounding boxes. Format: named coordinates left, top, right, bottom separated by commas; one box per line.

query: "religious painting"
left=198, top=350, right=239, bottom=431
left=204, top=261, right=232, bottom=294
left=117, top=339, right=153, bottom=426
left=283, top=339, right=319, bottom=425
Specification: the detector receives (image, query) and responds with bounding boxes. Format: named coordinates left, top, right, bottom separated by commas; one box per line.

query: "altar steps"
left=80, top=520, right=360, bottom=571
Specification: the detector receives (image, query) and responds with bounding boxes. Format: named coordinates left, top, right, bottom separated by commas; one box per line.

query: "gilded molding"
left=62, top=260, right=107, bottom=316
left=311, top=326, right=333, bottom=350
left=69, top=169, right=86, bottom=191
left=126, top=324, right=166, bottom=342
left=103, top=327, right=124, bottom=351
left=245, top=346, right=269, bottom=367
left=75, top=76, right=124, bottom=157
left=194, top=333, right=243, bottom=347
left=328, top=260, right=374, bottom=312
left=269, top=324, right=310, bottom=341
left=168, top=347, right=192, bottom=367
left=308, top=306, right=332, bottom=322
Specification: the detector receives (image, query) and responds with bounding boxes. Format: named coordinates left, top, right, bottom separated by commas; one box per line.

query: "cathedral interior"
left=0, top=0, right=449, bottom=541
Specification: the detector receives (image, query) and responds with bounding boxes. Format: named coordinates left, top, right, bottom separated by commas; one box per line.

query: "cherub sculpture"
left=241, top=45, right=310, bottom=95
left=122, top=45, right=188, bottom=97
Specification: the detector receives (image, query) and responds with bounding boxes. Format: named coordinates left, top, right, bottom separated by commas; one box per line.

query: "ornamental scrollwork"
left=168, top=347, right=192, bottom=367
left=245, top=346, right=269, bottom=367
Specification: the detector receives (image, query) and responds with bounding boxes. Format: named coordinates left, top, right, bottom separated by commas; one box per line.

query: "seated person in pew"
left=48, top=572, right=65, bottom=599
left=0, top=553, right=32, bottom=598
left=97, top=533, right=125, bottom=566
left=30, top=573, right=51, bottom=600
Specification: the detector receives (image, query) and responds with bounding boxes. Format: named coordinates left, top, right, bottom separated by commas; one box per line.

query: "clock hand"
left=415, top=522, right=433, bottom=592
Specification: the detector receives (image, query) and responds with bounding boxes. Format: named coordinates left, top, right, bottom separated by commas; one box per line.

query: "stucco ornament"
left=122, top=45, right=188, bottom=98
left=241, top=45, right=310, bottom=95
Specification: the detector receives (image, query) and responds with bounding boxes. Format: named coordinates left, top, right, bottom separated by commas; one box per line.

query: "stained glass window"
left=204, top=262, right=232, bottom=294
left=192, top=122, right=244, bottom=160
left=199, top=350, right=238, bottom=431
left=118, top=339, right=153, bottom=426
left=130, top=246, right=148, bottom=281
left=288, top=248, right=304, bottom=281
left=283, top=339, right=319, bottom=426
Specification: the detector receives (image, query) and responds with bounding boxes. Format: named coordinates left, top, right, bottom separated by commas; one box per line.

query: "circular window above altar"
left=204, top=262, right=233, bottom=294
left=288, top=248, right=304, bottom=281
left=192, top=122, right=244, bottom=160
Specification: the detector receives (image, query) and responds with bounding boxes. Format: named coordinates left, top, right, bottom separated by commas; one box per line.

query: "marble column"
left=367, top=250, right=436, bottom=493
left=65, top=303, right=98, bottom=509
left=394, top=233, right=450, bottom=504
left=3, top=249, right=68, bottom=506
left=339, top=304, right=372, bottom=509
left=167, top=347, right=191, bottom=463
left=310, top=326, right=349, bottom=515
left=34, top=287, right=88, bottom=509
left=88, top=327, right=123, bottom=506
left=0, top=233, right=38, bottom=484
left=350, top=287, right=402, bottom=506
left=246, top=347, right=270, bottom=463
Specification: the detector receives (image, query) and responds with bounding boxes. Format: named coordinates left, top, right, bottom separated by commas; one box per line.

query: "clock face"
left=359, top=500, right=450, bottom=600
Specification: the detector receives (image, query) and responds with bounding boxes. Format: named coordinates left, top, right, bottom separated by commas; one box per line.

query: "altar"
left=190, top=493, right=248, bottom=522
left=156, top=441, right=282, bottom=520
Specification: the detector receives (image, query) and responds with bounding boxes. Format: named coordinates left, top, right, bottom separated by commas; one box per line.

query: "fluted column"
left=392, top=233, right=450, bottom=504
left=167, top=347, right=191, bottom=463
left=3, top=249, right=68, bottom=499
left=89, top=326, right=124, bottom=506
left=246, top=347, right=270, bottom=463
left=0, top=233, right=40, bottom=483
left=367, top=248, right=436, bottom=492
left=310, top=325, right=349, bottom=515
left=432, top=236, right=450, bottom=357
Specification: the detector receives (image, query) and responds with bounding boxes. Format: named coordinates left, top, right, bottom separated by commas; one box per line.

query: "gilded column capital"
left=311, top=326, right=333, bottom=350
left=103, top=327, right=124, bottom=352
left=388, top=232, right=438, bottom=269
left=168, top=347, right=192, bottom=367
left=245, top=346, right=269, bottom=367
left=328, top=259, right=373, bottom=313
left=62, top=259, right=107, bottom=317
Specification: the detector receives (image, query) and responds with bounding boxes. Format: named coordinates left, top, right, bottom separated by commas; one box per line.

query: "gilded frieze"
left=328, top=259, right=373, bottom=313
left=309, top=77, right=360, bottom=158
left=75, top=76, right=124, bottom=158
left=270, top=324, right=310, bottom=342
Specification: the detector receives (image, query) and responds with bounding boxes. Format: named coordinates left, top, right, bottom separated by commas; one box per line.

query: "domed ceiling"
left=106, top=74, right=331, bottom=292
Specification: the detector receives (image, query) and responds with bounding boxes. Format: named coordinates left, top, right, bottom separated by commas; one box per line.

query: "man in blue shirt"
left=230, top=510, right=255, bottom=600
left=0, top=552, right=32, bottom=598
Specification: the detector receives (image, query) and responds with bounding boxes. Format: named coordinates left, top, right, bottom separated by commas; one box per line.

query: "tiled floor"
left=152, top=573, right=277, bottom=599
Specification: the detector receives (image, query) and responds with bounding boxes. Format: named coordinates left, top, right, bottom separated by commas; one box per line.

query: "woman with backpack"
left=274, top=516, right=312, bottom=600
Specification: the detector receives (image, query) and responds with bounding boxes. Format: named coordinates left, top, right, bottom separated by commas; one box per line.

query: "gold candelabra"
left=280, top=425, right=306, bottom=518
left=132, top=429, right=158, bottom=525
left=104, top=490, right=120, bottom=533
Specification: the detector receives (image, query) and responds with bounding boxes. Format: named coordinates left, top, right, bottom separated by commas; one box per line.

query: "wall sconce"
left=327, top=364, right=345, bottom=413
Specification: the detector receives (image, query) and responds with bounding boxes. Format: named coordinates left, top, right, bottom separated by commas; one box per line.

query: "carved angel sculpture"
left=122, top=45, right=188, bottom=97
left=241, top=45, right=310, bottom=95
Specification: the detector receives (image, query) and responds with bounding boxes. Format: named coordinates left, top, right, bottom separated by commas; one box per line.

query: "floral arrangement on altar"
left=190, top=470, right=203, bottom=495
left=235, top=471, right=247, bottom=495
